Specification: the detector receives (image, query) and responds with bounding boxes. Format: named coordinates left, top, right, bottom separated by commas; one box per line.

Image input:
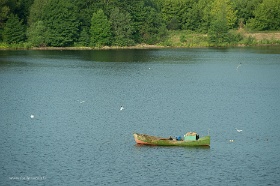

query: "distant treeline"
left=0, top=0, right=280, bottom=47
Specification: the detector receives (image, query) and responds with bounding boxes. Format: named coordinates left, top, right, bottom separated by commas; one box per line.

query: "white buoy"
left=120, top=106, right=124, bottom=111
left=30, top=114, right=35, bottom=119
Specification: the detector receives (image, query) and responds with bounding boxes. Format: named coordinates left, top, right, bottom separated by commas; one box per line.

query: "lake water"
left=0, top=47, right=280, bottom=185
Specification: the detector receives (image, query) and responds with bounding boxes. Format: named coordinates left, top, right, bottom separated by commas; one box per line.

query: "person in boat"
left=176, top=136, right=182, bottom=141
left=196, top=134, right=199, bottom=140
left=169, top=136, right=173, bottom=140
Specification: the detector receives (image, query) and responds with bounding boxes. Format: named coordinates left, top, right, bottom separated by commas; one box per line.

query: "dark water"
left=0, top=47, right=280, bottom=185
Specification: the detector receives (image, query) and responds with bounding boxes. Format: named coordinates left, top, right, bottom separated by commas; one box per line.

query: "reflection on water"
left=0, top=47, right=280, bottom=185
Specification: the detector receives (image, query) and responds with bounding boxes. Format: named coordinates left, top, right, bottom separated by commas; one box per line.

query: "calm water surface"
left=1, top=47, right=280, bottom=185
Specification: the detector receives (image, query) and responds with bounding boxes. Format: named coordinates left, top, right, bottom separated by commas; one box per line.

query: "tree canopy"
left=3, top=14, right=26, bottom=44
left=90, top=9, right=112, bottom=47
left=0, top=0, right=279, bottom=47
left=247, top=0, right=280, bottom=31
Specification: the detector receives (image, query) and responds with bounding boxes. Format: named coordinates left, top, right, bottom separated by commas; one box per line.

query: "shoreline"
left=29, top=44, right=167, bottom=50
left=1, top=43, right=280, bottom=51
left=1, top=31, right=280, bottom=50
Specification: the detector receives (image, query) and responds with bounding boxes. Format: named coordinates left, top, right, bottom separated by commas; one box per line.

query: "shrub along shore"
left=1, top=30, right=280, bottom=50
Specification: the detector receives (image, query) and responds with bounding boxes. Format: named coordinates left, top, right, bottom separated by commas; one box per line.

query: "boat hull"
left=133, top=133, right=210, bottom=146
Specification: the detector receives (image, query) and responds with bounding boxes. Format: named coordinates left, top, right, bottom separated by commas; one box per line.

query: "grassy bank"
left=160, top=30, right=208, bottom=47
left=1, top=30, right=280, bottom=50
left=161, top=30, right=280, bottom=47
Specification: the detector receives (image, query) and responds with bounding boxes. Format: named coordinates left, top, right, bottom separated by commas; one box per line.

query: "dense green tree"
left=160, top=0, right=205, bottom=31
left=72, top=0, right=103, bottom=28
left=126, top=0, right=147, bottom=43
left=0, top=0, right=33, bottom=25
left=14, top=0, right=34, bottom=24
left=232, top=0, right=262, bottom=27
left=140, top=6, right=167, bottom=44
left=247, top=0, right=280, bottom=30
left=28, top=0, right=48, bottom=26
left=0, top=1, right=10, bottom=28
left=3, top=14, right=25, bottom=44
left=182, top=1, right=201, bottom=31
left=27, top=21, right=49, bottom=47
left=160, top=0, right=185, bottom=30
left=208, top=0, right=243, bottom=46
left=90, top=9, right=112, bottom=47
left=110, top=7, right=134, bottom=46
left=27, top=0, right=50, bottom=46
left=208, top=14, right=229, bottom=46
left=125, top=0, right=167, bottom=44
left=0, top=0, right=17, bottom=41
left=210, top=0, right=237, bottom=29
left=159, top=0, right=215, bottom=32
left=207, top=0, right=239, bottom=46
left=196, top=0, right=213, bottom=33
left=76, top=27, right=90, bottom=46
left=41, top=0, right=80, bottom=46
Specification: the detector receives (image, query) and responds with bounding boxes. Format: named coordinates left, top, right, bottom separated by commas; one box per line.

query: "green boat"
left=133, top=132, right=210, bottom=146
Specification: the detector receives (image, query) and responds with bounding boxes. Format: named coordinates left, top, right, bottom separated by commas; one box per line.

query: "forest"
left=0, top=0, right=280, bottom=48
